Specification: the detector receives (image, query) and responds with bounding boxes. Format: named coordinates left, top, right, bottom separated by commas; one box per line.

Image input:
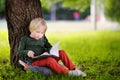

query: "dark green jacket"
left=17, top=35, right=52, bottom=62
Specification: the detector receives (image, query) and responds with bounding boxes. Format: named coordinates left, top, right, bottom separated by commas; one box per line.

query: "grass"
left=0, top=30, right=120, bottom=80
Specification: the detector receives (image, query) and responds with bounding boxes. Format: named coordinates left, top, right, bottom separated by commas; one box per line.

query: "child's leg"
left=32, top=57, right=68, bottom=74
left=55, top=50, right=87, bottom=77
left=56, top=50, right=75, bottom=70
left=29, top=65, right=52, bottom=75
left=19, top=60, right=52, bottom=75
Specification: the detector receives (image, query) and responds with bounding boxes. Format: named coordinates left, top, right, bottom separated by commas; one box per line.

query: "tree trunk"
left=5, top=0, right=43, bottom=67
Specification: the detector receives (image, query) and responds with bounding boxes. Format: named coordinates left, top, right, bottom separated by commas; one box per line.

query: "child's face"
left=30, top=26, right=46, bottom=40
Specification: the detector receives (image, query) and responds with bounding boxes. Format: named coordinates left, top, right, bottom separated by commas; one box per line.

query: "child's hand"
left=24, top=64, right=29, bottom=70
left=27, top=50, right=35, bottom=58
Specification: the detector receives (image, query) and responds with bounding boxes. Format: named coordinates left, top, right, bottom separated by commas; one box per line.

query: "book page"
left=32, top=41, right=60, bottom=59
left=50, top=41, right=60, bottom=57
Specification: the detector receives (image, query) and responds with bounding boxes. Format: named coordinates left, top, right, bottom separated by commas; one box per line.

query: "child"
left=17, top=18, right=86, bottom=77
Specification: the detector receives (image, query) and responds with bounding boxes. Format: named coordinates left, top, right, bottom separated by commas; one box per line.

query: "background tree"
left=5, top=0, right=43, bottom=67
left=41, top=0, right=91, bottom=20
left=104, top=0, right=120, bottom=23
left=0, top=0, right=5, bottom=18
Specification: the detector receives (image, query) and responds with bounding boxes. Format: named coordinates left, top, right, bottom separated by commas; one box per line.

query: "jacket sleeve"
left=17, top=36, right=29, bottom=57
left=44, top=35, right=52, bottom=53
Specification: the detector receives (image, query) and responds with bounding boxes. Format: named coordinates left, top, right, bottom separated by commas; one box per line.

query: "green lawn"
left=0, top=30, right=120, bottom=80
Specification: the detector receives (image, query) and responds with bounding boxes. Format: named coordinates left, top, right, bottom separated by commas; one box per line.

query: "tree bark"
left=5, top=0, right=43, bottom=67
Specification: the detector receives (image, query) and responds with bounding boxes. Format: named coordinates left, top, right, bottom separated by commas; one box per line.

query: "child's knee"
left=59, top=50, right=67, bottom=56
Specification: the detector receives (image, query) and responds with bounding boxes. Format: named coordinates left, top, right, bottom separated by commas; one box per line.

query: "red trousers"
left=32, top=50, right=75, bottom=74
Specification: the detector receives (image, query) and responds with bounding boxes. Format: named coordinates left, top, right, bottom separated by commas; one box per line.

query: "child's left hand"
left=27, top=50, right=35, bottom=58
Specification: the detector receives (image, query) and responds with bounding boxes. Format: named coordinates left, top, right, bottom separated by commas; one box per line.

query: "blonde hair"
left=29, top=18, right=47, bottom=32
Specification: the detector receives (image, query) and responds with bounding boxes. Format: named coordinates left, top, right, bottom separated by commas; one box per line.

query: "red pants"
left=32, top=50, right=75, bottom=74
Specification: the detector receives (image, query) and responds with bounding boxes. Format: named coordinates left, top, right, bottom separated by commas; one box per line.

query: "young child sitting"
left=17, top=18, right=86, bottom=77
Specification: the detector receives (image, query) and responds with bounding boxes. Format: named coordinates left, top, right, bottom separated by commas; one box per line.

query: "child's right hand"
left=27, top=50, right=35, bottom=58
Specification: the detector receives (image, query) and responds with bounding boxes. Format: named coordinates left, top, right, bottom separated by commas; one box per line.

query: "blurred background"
left=0, top=0, right=120, bottom=31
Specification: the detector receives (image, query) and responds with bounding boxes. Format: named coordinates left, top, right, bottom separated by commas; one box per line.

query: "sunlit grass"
left=0, top=30, right=9, bottom=59
left=46, top=31, right=120, bottom=63
left=0, top=30, right=120, bottom=80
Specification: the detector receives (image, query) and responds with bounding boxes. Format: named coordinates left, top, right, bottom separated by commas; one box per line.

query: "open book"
left=32, top=41, right=60, bottom=59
